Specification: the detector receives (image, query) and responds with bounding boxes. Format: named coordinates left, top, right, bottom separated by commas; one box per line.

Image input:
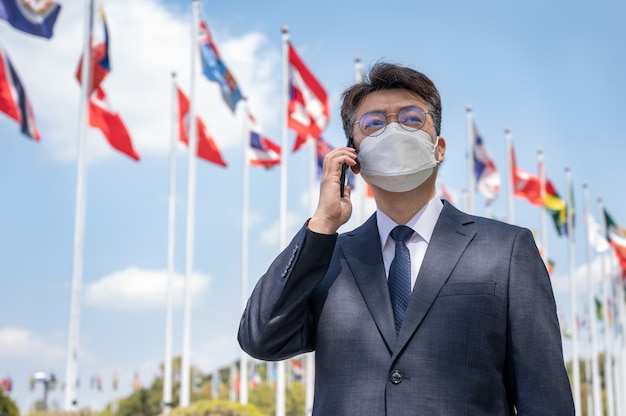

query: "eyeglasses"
left=353, top=106, right=431, bottom=137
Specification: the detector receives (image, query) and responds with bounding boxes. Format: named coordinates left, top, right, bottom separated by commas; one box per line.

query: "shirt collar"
left=376, top=197, right=444, bottom=247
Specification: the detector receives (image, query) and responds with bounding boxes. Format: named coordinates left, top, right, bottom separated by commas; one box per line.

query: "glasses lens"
left=358, top=112, right=387, bottom=136
left=397, top=106, right=426, bottom=131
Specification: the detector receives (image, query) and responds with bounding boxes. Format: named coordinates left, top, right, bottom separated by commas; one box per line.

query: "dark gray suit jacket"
left=238, top=202, right=574, bottom=415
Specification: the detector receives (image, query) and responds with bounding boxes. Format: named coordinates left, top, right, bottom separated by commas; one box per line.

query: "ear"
left=435, top=136, right=446, bottom=163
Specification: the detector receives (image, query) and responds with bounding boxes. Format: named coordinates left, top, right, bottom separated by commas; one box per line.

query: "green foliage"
left=168, top=399, right=265, bottom=416
left=285, top=383, right=305, bottom=416
left=248, top=383, right=275, bottom=416
left=0, top=388, right=20, bottom=416
left=26, top=410, right=100, bottom=416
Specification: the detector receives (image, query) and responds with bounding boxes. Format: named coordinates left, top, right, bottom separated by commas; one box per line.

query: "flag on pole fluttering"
left=75, top=5, right=109, bottom=95
left=287, top=41, right=329, bottom=152
left=89, top=86, right=139, bottom=161
left=510, top=145, right=542, bottom=205
left=75, top=4, right=138, bottom=160
left=0, top=42, right=39, bottom=140
left=603, top=208, right=626, bottom=277
left=197, top=12, right=242, bottom=113
left=177, top=86, right=227, bottom=167
left=0, top=0, right=61, bottom=39
left=471, top=121, right=500, bottom=203
left=247, top=110, right=280, bottom=168
left=585, top=212, right=609, bottom=253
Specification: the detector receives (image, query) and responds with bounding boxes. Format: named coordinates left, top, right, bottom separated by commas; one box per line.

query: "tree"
left=0, top=387, right=19, bottom=416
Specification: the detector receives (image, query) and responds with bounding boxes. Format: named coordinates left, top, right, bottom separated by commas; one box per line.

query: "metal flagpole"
left=276, top=24, right=289, bottom=416
left=504, top=128, right=514, bottom=224
left=64, top=0, right=93, bottom=410
left=240, top=100, right=251, bottom=405
left=566, top=167, right=581, bottom=414
left=465, top=105, right=474, bottom=215
left=538, top=148, right=549, bottom=267
left=163, top=72, right=179, bottom=414
left=181, top=0, right=201, bottom=407
left=583, top=184, right=603, bottom=416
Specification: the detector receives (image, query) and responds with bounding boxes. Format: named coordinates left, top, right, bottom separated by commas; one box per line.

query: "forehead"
left=357, top=89, right=427, bottom=116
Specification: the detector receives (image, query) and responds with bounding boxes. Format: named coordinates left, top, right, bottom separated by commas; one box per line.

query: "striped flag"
left=247, top=110, right=280, bottom=168
left=0, top=42, right=39, bottom=140
left=287, top=41, right=329, bottom=152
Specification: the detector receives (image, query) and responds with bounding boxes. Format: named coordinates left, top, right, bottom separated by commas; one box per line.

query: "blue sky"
left=1, top=0, right=625, bottom=412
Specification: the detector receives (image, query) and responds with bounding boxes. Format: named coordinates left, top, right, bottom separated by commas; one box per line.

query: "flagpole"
left=538, top=148, right=549, bottom=267
left=305, top=131, right=316, bottom=416
left=181, top=1, right=201, bottom=407
left=276, top=25, right=289, bottom=416
left=504, top=128, right=514, bottom=224
left=64, top=0, right=93, bottom=410
left=603, top=198, right=626, bottom=416
left=565, top=167, right=581, bottom=414
left=465, top=105, right=474, bottom=214
left=162, top=72, right=178, bottom=414
left=595, top=196, right=616, bottom=416
left=353, top=56, right=366, bottom=226
left=240, top=100, right=251, bottom=405
left=599, top=198, right=620, bottom=416
left=583, top=184, right=603, bottom=416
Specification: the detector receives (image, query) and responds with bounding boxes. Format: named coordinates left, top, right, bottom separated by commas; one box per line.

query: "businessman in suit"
left=238, top=62, right=574, bottom=415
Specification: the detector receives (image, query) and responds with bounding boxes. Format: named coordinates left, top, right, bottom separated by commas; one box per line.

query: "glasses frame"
left=353, top=106, right=431, bottom=137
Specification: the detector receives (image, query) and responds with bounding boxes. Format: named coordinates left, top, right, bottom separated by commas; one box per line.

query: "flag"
left=0, top=0, right=61, bottom=39
left=288, top=41, right=329, bottom=152
left=176, top=86, right=227, bottom=167
left=290, top=358, right=304, bottom=382
left=249, top=363, right=261, bottom=388
left=247, top=110, right=280, bottom=168
left=585, top=212, right=609, bottom=253
left=510, top=145, right=542, bottom=205
left=316, top=137, right=354, bottom=190
left=544, top=180, right=567, bottom=236
left=471, top=121, right=500, bottom=202
left=604, top=208, right=626, bottom=276
left=197, top=15, right=242, bottom=113
left=89, top=86, right=139, bottom=161
left=75, top=5, right=110, bottom=95
left=0, top=42, right=39, bottom=140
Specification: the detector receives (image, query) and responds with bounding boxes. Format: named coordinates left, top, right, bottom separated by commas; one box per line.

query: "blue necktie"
left=389, top=225, right=414, bottom=333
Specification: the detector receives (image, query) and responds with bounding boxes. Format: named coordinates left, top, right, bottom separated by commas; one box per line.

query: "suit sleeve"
left=506, top=227, right=575, bottom=415
left=238, top=223, right=337, bottom=361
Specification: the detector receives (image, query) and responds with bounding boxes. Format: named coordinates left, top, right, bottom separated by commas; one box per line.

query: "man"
left=238, top=62, right=574, bottom=415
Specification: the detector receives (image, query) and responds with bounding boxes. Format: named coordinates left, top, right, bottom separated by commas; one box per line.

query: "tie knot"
left=391, top=225, right=414, bottom=243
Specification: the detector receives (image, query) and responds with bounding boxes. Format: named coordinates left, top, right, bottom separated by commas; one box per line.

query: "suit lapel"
left=341, top=215, right=397, bottom=350
left=394, top=202, right=476, bottom=355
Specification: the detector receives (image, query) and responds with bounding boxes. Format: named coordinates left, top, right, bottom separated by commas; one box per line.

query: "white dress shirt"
left=377, top=197, right=444, bottom=290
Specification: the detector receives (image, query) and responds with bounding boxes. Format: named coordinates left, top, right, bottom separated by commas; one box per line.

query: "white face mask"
left=358, top=123, right=439, bottom=193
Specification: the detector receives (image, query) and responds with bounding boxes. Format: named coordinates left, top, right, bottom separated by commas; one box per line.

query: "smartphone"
left=340, top=137, right=355, bottom=197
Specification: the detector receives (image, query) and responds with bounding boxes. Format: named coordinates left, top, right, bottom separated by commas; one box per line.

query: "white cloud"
left=0, top=327, right=65, bottom=361
left=2, top=0, right=281, bottom=163
left=84, top=267, right=210, bottom=310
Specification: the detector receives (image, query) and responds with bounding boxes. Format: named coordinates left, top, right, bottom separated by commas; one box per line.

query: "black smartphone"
left=340, top=137, right=355, bottom=197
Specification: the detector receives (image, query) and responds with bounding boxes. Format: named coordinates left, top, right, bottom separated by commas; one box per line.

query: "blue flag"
left=197, top=16, right=243, bottom=113
left=0, top=0, right=61, bottom=39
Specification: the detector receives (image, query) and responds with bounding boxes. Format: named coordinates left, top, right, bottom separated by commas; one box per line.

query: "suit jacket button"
left=390, top=370, right=403, bottom=384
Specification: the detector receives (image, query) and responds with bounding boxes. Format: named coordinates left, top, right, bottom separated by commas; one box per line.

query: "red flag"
left=176, top=86, right=227, bottom=167
left=287, top=41, right=329, bottom=152
left=510, top=145, right=542, bottom=205
left=0, top=43, right=40, bottom=140
left=75, top=6, right=110, bottom=95
left=89, top=86, right=139, bottom=161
